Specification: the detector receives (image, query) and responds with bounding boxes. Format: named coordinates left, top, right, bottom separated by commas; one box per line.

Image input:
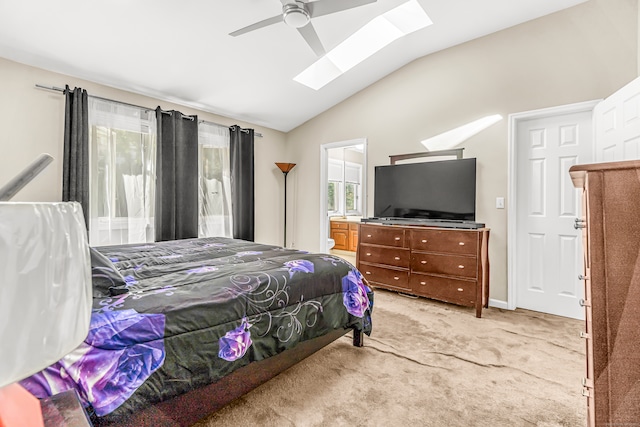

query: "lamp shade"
left=276, top=162, right=296, bottom=173
left=0, top=202, right=92, bottom=388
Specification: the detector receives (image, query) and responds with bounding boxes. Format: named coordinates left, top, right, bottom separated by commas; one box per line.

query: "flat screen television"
left=373, top=158, right=476, bottom=222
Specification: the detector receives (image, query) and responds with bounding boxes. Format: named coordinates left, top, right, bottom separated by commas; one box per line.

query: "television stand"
left=357, top=222, right=490, bottom=317
left=361, top=217, right=485, bottom=229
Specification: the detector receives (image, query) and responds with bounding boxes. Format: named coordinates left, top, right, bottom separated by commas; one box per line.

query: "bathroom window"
left=328, top=158, right=361, bottom=216
left=345, top=182, right=360, bottom=213
left=327, top=180, right=340, bottom=213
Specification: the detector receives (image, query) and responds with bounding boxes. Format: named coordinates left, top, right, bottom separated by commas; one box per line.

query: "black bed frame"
left=94, top=328, right=363, bottom=426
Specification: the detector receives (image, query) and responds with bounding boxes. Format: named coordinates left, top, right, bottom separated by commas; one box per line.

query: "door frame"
left=319, top=138, right=368, bottom=254
left=507, top=100, right=600, bottom=311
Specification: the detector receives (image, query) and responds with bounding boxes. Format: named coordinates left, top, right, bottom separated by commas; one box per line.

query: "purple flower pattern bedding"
left=20, top=237, right=373, bottom=421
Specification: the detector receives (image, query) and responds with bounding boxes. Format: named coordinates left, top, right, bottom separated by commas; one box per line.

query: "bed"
left=20, top=237, right=373, bottom=426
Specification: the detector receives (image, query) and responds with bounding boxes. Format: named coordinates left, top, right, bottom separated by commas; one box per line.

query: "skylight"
left=294, top=0, right=433, bottom=90
left=420, top=114, right=504, bottom=151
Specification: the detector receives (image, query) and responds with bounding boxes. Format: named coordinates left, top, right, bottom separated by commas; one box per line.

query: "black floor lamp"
left=276, top=162, right=296, bottom=247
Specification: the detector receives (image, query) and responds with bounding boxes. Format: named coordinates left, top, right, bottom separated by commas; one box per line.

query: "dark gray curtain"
left=155, top=108, right=199, bottom=241
left=62, top=85, right=89, bottom=227
left=230, top=125, right=254, bottom=241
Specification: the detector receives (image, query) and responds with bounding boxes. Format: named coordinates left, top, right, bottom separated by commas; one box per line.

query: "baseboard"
left=488, top=298, right=509, bottom=310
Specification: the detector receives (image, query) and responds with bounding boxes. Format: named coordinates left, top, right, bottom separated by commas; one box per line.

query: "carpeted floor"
left=195, top=289, right=586, bottom=427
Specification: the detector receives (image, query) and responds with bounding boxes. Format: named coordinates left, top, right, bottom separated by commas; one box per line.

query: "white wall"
left=0, top=57, right=288, bottom=246
left=284, top=0, right=638, bottom=302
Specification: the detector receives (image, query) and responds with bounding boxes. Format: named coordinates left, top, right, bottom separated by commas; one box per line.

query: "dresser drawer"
left=360, top=225, right=406, bottom=247
left=411, top=252, right=477, bottom=278
left=359, top=262, right=410, bottom=291
left=410, top=273, right=476, bottom=306
left=410, top=229, right=477, bottom=255
left=360, top=245, right=410, bottom=268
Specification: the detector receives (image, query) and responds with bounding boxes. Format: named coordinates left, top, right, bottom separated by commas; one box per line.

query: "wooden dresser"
left=356, top=223, right=490, bottom=317
left=570, top=160, right=640, bottom=426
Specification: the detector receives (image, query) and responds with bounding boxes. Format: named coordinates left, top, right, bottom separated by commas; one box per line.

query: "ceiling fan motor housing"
left=283, top=2, right=310, bottom=28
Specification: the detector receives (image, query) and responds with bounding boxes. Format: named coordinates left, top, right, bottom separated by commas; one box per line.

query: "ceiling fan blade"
left=229, top=14, right=283, bottom=37
left=297, top=23, right=326, bottom=56
left=306, top=0, right=377, bottom=19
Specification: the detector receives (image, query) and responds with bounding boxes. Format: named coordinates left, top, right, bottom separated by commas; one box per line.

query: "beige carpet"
left=195, top=289, right=586, bottom=427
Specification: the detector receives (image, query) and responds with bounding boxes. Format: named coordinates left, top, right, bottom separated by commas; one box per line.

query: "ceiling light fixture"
left=283, top=2, right=311, bottom=28
left=294, top=0, right=432, bottom=90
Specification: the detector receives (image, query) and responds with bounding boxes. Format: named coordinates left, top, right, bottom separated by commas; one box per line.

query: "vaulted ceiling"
left=0, top=0, right=586, bottom=132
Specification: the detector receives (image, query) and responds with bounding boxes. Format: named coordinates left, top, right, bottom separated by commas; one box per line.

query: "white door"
left=515, top=111, right=593, bottom=319
left=594, top=76, right=640, bottom=161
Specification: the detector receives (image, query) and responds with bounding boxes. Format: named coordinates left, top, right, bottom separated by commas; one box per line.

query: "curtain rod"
left=35, top=84, right=263, bottom=137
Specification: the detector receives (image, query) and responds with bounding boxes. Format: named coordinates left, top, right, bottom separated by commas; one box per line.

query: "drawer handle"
left=459, top=242, right=465, bottom=246
left=579, top=299, right=591, bottom=307
left=366, top=253, right=371, bottom=256
left=580, top=331, right=590, bottom=339
left=421, top=239, right=427, bottom=243
left=421, top=260, right=427, bottom=264
left=393, top=276, right=400, bottom=280
left=420, top=281, right=426, bottom=285
left=457, top=288, right=463, bottom=292
left=365, top=271, right=371, bottom=275
left=367, top=234, right=372, bottom=238
left=395, top=237, right=401, bottom=241
left=394, top=256, right=400, bottom=260
left=458, top=265, right=465, bottom=269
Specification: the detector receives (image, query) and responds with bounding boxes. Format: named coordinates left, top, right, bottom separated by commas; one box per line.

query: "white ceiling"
left=0, top=0, right=586, bottom=132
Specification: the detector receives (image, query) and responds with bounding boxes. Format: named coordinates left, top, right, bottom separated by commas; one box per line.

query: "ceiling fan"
left=229, top=0, right=377, bottom=56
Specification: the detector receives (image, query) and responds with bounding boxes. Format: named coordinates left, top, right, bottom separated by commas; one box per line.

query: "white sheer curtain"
left=198, top=122, right=232, bottom=237
left=88, top=97, right=157, bottom=246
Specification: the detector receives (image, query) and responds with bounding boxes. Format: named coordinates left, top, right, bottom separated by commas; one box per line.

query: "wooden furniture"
left=357, top=223, right=490, bottom=317
left=330, top=220, right=359, bottom=252
left=570, top=160, right=640, bottom=426
left=389, top=148, right=464, bottom=164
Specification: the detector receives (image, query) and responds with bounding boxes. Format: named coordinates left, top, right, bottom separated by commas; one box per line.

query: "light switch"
left=496, top=197, right=505, bottom=209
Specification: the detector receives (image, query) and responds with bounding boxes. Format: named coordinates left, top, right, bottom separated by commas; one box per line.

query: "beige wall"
left=0, top=0, right=636, bottom=303
left=0, top=57, right=288, bottom=246
left=285, top=0, right=638, bottom=303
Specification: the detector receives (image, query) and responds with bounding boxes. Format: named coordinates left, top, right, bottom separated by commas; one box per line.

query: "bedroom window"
left=198, top=122, right=233, bottom=238
left=88, top=98, right=157, bottom=246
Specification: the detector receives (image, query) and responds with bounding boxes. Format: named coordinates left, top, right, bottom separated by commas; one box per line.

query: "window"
left=328, top=181, right=340, bottom=214
left=345, top=182, right=358, bottom=212
left=344, top=162, right=362, bottom=215
left=198, top=123, right=232, bottom=238
left=88, top=98, right=156, bottom=246
left=328, top=158, right=362, bottom=216
left=88, top=98, right=234, bottom=245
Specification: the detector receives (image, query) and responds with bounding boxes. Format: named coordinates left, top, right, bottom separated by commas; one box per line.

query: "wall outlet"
left=496, top=197, right=505, bottom=209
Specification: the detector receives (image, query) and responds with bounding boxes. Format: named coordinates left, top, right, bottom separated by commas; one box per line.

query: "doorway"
left=508, top=100, right=598, bottom=319
left=319, top=138, right=368, bottom=255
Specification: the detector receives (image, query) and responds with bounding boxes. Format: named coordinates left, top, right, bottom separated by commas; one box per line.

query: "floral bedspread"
left=20, top=237, right=373, bottom=420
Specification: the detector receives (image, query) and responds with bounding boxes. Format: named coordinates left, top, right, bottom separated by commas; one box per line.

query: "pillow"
left=90, top=247, right=129, bottom=297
